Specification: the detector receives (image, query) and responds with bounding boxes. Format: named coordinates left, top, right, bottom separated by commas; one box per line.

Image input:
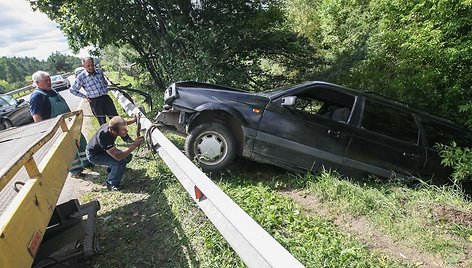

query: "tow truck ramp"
left=0, top=111, right=99, bottom=268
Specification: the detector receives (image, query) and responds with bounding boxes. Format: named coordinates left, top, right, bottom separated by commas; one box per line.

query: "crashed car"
left=156, top=81, right=472, bottom=181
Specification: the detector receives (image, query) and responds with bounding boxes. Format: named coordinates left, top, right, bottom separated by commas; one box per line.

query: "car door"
left=418, top=117, right=472, bottom=183
left=344, top=97, right=426, bottom=179
left=0, top=95, right=31, bottom=126
left=252, top=85, right=358, bottom=172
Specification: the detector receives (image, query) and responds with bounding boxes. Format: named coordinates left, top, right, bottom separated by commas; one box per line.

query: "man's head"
left=32, top=71, right=51, bottom=90
left=108, top=116, right=128, bottom=137
left=82, top=57, right=95, bottom=74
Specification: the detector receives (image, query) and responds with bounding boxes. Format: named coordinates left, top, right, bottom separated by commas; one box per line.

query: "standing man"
left=29, top=71, right=91, bottom=178
left=70, top=57, right=118, bottom=125
left=86, top=116, right=144, bottom=191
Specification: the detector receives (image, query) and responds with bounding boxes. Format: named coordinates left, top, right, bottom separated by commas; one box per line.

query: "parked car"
left=50, top=75, right=70, bottom=91
left=155, top=81, right=472, bottom=182
left=0, top=94, right=33, bottom=130
left=74, top=67, right=85, bottom=77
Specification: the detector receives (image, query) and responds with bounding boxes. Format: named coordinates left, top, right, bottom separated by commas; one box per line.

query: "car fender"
left=191, top=102, right=248, bottom=126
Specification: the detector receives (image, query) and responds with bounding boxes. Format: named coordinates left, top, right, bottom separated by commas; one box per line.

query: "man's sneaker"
left=106, top=182, right=123, bottom=191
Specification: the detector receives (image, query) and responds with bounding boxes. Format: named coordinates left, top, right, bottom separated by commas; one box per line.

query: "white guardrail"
left=112, top=90, right=305, bottom=268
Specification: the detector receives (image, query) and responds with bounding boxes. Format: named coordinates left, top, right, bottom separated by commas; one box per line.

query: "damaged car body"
left=155, top=81, right=472, bottom=182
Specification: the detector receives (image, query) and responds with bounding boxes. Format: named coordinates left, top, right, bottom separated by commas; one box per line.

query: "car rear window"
left=361, top=100, right=419, bottom=144
left=421, top=119, right=471, bottom=148
left=51, top=76, right=62, bottom=82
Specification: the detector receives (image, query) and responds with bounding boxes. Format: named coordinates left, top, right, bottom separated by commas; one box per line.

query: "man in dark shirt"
left=86, top=116, right=144, bottom=191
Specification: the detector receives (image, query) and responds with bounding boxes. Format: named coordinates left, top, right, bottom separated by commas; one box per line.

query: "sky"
left=0, top=0, right=89, bottom=60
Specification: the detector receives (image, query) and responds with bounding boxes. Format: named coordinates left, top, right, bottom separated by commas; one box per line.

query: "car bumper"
left=52, top=84, right=69, bottom=91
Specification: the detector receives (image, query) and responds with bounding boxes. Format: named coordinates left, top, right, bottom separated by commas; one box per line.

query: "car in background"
left=0, top=94, right=33, bottom=131
left=74, top=67, right=85, bottom=77
left=51, top=75, right=70, bottom=91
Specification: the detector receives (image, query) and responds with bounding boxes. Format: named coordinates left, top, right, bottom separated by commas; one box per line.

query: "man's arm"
left=105, top=136, right=144, bottom=161
left=70, top=76, right=87, bottom=99
left=29, top=92, right=45, bottom=123
left=32, top=114, right=43, bottom=123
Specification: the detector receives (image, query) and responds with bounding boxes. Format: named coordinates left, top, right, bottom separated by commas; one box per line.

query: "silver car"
left=51, top=75, right=70, bottom=91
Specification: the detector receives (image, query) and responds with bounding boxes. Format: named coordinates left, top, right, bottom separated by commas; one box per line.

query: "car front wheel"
left=185, top=122, right=237, bottom=172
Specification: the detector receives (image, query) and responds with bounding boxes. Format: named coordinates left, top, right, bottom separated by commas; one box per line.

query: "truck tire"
left=185, top=122, right=237, bottom=172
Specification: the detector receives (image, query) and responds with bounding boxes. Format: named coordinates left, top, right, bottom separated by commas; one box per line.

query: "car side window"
left=421, top=119, right=471, bottom=148
left=362, top=100, right=419, bottom=144
left=294, top=87, right=354, bottom=123
left=1, top=95, right=17, bottom=106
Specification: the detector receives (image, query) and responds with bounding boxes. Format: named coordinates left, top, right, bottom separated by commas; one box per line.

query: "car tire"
left=0, top=119, right=13, bottom=131
left=185, top=122, right=237, bottom=172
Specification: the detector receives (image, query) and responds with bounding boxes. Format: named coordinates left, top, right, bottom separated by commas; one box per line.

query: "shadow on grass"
left=79, top=164, right=200, bottom=268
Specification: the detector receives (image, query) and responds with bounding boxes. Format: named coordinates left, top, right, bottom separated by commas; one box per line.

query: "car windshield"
left=254, top=81, right=313, bottom=97
left=0, top=95, right=17, bottom=106
left=51, top=75, right=63, bottom=82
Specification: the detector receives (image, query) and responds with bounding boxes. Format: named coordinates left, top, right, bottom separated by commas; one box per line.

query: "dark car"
left=0, top=94, right=33, bottom=130
left=156, top=81, right=472, bottom=181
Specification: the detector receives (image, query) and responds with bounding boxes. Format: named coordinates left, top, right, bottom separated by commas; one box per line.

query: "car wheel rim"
left=195, top=131, right=228, bottom=165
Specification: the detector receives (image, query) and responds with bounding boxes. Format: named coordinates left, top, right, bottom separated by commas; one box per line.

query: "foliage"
left=437, top=142, right=472, bottom=183
left=285, top=0, right=472, bottom=125
left=0, top=53, right=79, bottom=92
left=31, top=0, right=320, bottom=91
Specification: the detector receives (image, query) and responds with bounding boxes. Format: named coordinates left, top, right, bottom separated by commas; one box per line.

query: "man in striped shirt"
left=70, top=57, right=118, bottom=125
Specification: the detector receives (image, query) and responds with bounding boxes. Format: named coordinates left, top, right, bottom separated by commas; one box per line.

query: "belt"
left=90, top=94, right=108, bottom=100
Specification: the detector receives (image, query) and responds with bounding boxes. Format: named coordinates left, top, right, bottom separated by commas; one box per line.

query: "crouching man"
left=86, top=116, right=144, bottom=191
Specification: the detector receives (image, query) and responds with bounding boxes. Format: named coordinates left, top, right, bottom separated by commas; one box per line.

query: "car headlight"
left=164, top=83, right=177, bottom=101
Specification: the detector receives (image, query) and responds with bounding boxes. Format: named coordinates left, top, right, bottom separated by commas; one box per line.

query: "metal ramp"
left=0, top=111, right=87, bottom=267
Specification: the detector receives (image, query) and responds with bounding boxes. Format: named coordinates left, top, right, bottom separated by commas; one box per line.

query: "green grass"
left=300, top=170, right=472, bottom=263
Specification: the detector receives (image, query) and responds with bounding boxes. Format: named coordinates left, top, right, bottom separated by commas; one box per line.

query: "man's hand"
left=133, top=136, right=145, bottom=147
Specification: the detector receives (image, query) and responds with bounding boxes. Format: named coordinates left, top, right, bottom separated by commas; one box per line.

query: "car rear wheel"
left=185, top=122, right=237, bottom=172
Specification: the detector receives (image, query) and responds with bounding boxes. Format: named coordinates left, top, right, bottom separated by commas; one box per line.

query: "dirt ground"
left=282, top=190, right=471, bottom=268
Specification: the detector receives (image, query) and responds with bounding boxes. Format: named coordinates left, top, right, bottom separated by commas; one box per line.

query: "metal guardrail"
left=111, top=90, right=305, bottom=268
left=5, top=72, right=74, bottom=98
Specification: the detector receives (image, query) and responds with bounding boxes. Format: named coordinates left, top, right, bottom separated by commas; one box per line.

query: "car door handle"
left=402, top=152, right=415, bottom=158
left=327, top=129, right=341, bottom=139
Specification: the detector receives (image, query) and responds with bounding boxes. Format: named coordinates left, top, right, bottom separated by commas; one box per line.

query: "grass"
left=299, top=170, right=472, bottom=264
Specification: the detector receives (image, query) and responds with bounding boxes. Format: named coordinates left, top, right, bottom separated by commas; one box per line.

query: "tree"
left=31, top=0, right=319, bottom=91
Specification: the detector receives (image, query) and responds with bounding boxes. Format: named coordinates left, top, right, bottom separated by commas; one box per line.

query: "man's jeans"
left=86, top=151, right=132, bottom=186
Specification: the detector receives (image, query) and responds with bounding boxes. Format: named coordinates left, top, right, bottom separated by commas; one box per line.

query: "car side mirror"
left=17, top=99, right=25, bottom=105
left=281, top=96, right=297, bottom=108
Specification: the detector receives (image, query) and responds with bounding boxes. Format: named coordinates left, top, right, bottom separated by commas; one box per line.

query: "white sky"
left=0, top=0, right=90, bottom=60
